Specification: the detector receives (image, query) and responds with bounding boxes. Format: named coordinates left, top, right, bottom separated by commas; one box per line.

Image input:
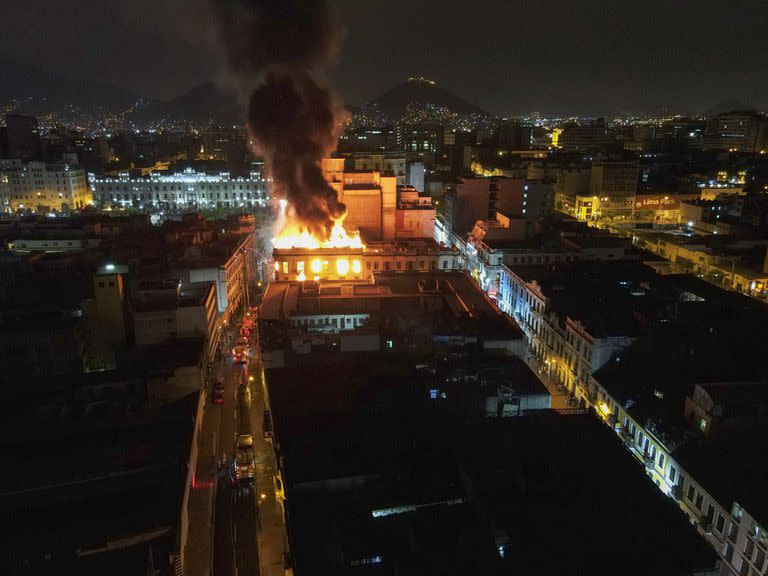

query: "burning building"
left=272, top=238, right=462, bottom=282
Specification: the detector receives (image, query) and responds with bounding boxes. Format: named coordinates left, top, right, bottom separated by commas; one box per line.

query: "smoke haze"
left=210, top=0, right=347, bottom=239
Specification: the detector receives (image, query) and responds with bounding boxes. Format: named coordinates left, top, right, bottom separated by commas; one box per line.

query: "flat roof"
left=512, top=261, right=659, bottom=338
left=477, top=356, right=550, bottom=397
left=462, top=414, right=718, bottom=574
left=593, top=316, right=767, bottom=444
left=674, top=420, right=768, bottom=523
left=2, top=392, right=198, bottom=570
left=261, top=272, right=524, bottom=341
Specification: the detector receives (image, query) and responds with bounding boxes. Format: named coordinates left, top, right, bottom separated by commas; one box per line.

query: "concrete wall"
left=395, top=208, right=435, bottom=238
left=342, top=189, right=382, bottom=239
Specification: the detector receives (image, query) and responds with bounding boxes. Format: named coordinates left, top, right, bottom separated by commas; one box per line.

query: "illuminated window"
left=297, top=261, right=305, bottom=272
left=336, top=258, right=350, bottom=275
left=282, top=262, right=288, bottom=274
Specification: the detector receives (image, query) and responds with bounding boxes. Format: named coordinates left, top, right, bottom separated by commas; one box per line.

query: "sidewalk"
left=250, top=367, right=287, bottom=576
left=184, top=396, right=220, bottom=576
left=523, top=355, right=571, bottom=410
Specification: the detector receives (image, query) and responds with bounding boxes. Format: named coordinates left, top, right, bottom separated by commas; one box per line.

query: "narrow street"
left=247, top=364, right=287, bottom=576
left=183, top=300, right=287, bottom=576
left=523, top=354, right=572, bottom=410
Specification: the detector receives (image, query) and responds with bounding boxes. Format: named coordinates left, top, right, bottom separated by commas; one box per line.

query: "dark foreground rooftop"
left=0, top=392, right=198, bottom=574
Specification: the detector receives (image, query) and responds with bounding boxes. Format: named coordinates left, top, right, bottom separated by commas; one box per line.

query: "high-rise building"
left=7, top=161, right=90, bottom=212
left=590, top=160, right=639, bottom=218
left=660, top=118, right=706, bottom=147
left=702, top=110, right=768, bottom=153
left=0, top=172, right=10, bottom=213
left=93, top=264, right=129, bottom=349
left=397, top=123, right=443, bottom=158
left=409, top=161, right=426, bottom=192
left=199, top=128, right=240, bottom=160
left=350, top=153, right=407, bottom=185
left=321, top=159, right=433, bottom=240
left=322, top=159, right=396, bottom=240
left=4, top=114, right=39, bottom=160
left=559, top=119, right=613, bottom=152
left=337, top=126, right=396, bottom=153
left=494, top=121, right=533, bottom=149
left=554, top=167, right=591, bottom=214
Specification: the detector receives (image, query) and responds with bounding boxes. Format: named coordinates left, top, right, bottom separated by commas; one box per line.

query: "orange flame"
left=272, top=200, right=364, bottom=250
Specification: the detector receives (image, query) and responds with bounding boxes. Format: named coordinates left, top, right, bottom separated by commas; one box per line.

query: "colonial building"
left=6, top=161, right=90, bottom=212
left=89, top=167, right=266, bottom=209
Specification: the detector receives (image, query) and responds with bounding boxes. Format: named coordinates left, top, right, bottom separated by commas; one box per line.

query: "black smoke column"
left=210, top=0, right=346, bottom=239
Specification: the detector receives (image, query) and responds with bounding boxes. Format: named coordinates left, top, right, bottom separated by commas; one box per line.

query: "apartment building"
left=6, top=161, right=90, bottom=212
left=584, top=277, right=768, bottom=576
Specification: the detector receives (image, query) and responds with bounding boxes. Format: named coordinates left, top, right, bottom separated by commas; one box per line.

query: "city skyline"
left=1, top=0, right=767, bottom=115
left=4, top=3, right=768, bottom=575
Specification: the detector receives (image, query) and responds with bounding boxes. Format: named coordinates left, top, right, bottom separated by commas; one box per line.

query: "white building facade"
left=90, top=167, right=266, bottom=209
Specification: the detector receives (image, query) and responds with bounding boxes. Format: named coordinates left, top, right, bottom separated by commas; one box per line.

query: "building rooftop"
left=461, top=414, right=718, bottom=575
left=2, top=391, right=198, bottom=572
left=514, top=261, right=660, bottom=338
left=133, top=281, right=214, bottom=312
left=261, top=272, right=523, bottom=343
left=673, top=420, right=768, bottom=525
left=593, top=315, right=767, bottom=446
left=476, top=356, right=550, bottom=397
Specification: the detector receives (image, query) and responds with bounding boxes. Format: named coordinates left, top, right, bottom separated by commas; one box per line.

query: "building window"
left=716, top=514, right=725, bottom=533
left=669, top=466, right=677, bottom=483
left=658, top=453, right=665, bottom=469
left=687, top=484, right=695, bottom=502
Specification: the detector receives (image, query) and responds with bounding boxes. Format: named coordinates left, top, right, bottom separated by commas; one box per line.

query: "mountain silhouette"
left=368, top=77, right=492, bottom=121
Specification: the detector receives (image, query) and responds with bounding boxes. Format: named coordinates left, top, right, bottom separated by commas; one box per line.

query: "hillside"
left=373, top=77, right=488, bottom=119
left=133, top=83, right=243, bottom=126
left=0, top=58, right=140, bottom=115
left=354, top=77, right=496, bottom=130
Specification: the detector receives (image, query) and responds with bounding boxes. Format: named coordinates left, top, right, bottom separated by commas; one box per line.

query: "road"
left=212, top=331, right=261, bottom=576
left=185, top=313, right=287, bottom=576
left=247, top=362, right=287, bottom=576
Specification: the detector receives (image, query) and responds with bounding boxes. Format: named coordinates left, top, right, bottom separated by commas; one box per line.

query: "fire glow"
left=272, top=200, right=364, bottom=251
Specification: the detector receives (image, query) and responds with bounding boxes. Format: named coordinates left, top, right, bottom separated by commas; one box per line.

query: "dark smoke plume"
left=210, top=0, right=347, bottom=239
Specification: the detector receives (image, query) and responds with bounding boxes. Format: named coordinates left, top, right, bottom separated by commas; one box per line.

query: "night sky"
left=2, top=0, right=767, bottom=115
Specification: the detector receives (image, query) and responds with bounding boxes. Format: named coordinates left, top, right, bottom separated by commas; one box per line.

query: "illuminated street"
left=4, top=1, right=768, bottom=575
